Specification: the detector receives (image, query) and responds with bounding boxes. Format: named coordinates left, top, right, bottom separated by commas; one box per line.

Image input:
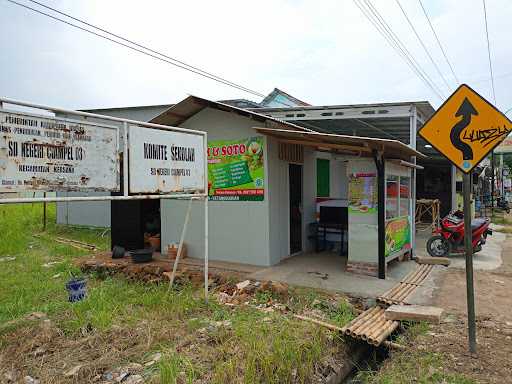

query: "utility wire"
left=418, top=0, right=459, bottom=85
left=25, top=0, right=262, bottom=98
left=5, top=0, right=298, bottom=109
left=482, top=0, right=497, bottom=104
left=395, top=0, right=452, bottom=92
left=354, top=0, right=444, bottom=100
left=354, top=0, right=438, bottom=99
left=364, top=0, right=445, bottom=98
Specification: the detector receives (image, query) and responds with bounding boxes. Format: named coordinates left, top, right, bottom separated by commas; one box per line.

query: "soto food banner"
left=207, top=137, right=264, bottom=201
left=385, top=217, right=411, bottom=257
left=348, top=173, right=377, bottom=214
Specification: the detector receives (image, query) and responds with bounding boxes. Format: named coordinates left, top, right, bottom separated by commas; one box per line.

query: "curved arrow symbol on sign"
left=450, top=97, right=478, bottom=160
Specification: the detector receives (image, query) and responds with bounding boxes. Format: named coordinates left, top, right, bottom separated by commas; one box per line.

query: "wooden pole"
left=43, top=192, right=47, bottom=231
left=168, top=198, right=194, bottom=290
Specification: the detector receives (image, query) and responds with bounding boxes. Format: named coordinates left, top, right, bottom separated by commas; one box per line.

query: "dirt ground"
left=425, top=233, right=512, bottom=383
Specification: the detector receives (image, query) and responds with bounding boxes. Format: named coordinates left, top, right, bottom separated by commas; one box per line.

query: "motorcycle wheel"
left=426, top=235, right=450, bottom=257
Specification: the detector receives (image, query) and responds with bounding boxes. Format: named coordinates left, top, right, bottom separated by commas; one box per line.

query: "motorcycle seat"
left=471, top=218, right=487, bottom=231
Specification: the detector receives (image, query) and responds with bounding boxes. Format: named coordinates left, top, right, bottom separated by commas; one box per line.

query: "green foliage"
left=211, top=308, right=327, bottom=384
left=357, top=351, right=476, bottom=384
left=359, top=322, right=475, bottom=384
left=0, top=204, right=346, bottom=383
left=158, top=353, right=197, bottom=384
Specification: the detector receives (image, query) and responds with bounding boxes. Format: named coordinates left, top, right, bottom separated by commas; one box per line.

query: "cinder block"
left=384, top=304, right=443, bottom=324
left=415, top=256, right=450, bottom=266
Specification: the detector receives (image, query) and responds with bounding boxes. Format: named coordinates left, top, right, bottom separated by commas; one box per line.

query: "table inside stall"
left=311, top=206, right=348, bottom=256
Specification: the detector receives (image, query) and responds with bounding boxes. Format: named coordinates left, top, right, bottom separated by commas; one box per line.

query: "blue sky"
left=1, top=0, right=511, bottom=112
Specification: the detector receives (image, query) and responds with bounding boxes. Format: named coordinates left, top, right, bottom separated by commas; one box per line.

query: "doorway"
left=289, top=164, right=303, bottom=254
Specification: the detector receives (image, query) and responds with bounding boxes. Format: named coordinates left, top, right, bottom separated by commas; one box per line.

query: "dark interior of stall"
left=110, top=158, right=161, bottom=253
left=416, top=161, right=452, bottom=218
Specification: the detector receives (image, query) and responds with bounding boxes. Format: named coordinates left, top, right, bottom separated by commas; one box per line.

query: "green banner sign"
left=385, top=216, right=411, bottom=257
left=208, top=137, right=264, bottom=201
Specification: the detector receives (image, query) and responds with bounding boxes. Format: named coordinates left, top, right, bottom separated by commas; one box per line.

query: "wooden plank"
left=415, top=256, right=450, bottom=266
left=384, top=304, right=443, bottom=324
left=293, top=314, right=344, bottom=332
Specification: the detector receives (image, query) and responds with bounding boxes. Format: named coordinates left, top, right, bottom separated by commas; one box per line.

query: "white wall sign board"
left=128, top=126, right=205, bottom=194
left=495, top=135, right=512, bottom=153
left=0, top=110, right=119, bottom=192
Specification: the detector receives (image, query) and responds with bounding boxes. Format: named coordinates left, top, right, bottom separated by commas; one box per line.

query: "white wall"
left=56, top=191, right=111, bottom=227
left=347, top=158, right=379, bottom=264
left=161, top=107, right=272, bottom=266
left=267, top=136, right=289, bottom=264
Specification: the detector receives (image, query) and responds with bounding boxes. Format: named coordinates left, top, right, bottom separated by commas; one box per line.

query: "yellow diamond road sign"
left=419, top=84, right=512, bottom=173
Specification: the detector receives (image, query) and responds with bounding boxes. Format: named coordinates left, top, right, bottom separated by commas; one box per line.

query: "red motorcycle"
left=426, top=210, right=492, bottom=257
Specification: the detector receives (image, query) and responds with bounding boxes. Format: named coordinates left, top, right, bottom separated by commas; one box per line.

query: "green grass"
left=0, top=203, right=351, bottom=383
left=158, top=352, right=197, bottom=384
left=358, top=323, right=476, bottom=384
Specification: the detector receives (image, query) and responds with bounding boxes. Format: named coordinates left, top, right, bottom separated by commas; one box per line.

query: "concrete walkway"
left=248, top=252, right=418, bottom=298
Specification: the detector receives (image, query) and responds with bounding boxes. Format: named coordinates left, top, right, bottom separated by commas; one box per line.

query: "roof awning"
left=150, top=95, right=311, bottom=132
left=254, top=127, right=425, bottom=160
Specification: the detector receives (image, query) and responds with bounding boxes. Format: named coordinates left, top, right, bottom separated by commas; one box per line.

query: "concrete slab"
left=247, top=252, right=418, bottom=298
left=414, top=225, right=505, bottom=271
left=447, top=230, right=504, bottom=271
left=385, top=304, right=443, bottom=323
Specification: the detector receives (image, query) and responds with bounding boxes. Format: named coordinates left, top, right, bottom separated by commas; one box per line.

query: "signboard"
left=0, top=110, right=119, bottom=192
left=495, top=136, right=512, bottom=153
left=348, top=172, right=377, bottom=214
left=385, top=217, right=411, bottom=257
left=128, top=126, right=205, bottom=194
left=419, top=84, right=512, bottom=173
left=208, top=137, right=264, bottom=201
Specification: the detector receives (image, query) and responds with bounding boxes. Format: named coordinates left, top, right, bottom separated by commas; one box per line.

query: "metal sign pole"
left=463, top=173, right=477, bottom=353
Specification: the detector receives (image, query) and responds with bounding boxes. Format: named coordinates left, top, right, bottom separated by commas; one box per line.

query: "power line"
left=354, top=0, right=444, bottom=100
left=395, top=0, right=452, bottom=92
left=363, top=0, right=446, bottom=99
left=25, top=0, right=263, bottom=99
left=5, top=0, right=265, bottom=98
left=5, top=0, right=298, bottom=109
left=356, top=0, right=443, bottom=100
left=417, top=0, right=459, bottom=85
left=482, top=0, right=497, bottom=104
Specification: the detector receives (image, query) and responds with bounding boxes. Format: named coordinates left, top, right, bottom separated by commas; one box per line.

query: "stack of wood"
left=377, top=264, right=433, bottom=306
left=340, top=306, right=399, bottom=346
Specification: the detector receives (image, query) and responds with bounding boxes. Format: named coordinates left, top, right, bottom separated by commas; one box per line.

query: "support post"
left=204, top=195, right=209, bottom=302
left=500, top=154, right=504, bottom=197
left=491, top=151, right=495, bottom=214
left=373, top=150, right=386, bottom=279
left=451, top=165, right=457, bottom=211
left=203, top=132, right=209, bottom=303
left=168, top=198, right=194, bottom=289
left=463, top=173, right=477, bottom=353
left=43, top=192, right=47, bottom=231
left=409, top=106, right=417, bottom=256
left=122, top=122, right=129, bottom=197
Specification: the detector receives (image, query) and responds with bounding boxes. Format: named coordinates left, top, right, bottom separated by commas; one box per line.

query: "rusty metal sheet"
left=128, top=125, right=205, bottom=194
left=0, top=110, right=120, bottom=192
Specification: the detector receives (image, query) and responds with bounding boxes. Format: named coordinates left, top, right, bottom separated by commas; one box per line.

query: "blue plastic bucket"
left=65, top=277, right=87, bottom=302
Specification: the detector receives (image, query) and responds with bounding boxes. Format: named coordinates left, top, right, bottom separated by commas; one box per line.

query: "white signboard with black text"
left=128, top=126, right=205, bottom=194
left=0, top=110, right=119, bottom=192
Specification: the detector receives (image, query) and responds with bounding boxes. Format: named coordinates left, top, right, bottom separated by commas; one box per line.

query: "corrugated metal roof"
left=149, top=95, right=313, bottom=132
left=254, top=127, right=425, bottom=160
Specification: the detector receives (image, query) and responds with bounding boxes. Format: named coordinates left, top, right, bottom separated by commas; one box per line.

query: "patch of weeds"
left=311, top=298, right=355, bottom=327
left=253, top=290, right=273, bottom=305
left=357, top=351, right=476, bottom=384
left=158, top=352, right=197, bottom=384
left=211, top=307, right=329, bottom=384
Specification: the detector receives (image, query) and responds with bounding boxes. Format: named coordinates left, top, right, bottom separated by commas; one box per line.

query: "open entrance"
left=111, top=200, right=161, bottom=252
left=289, top=163, right=303, bottom=254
